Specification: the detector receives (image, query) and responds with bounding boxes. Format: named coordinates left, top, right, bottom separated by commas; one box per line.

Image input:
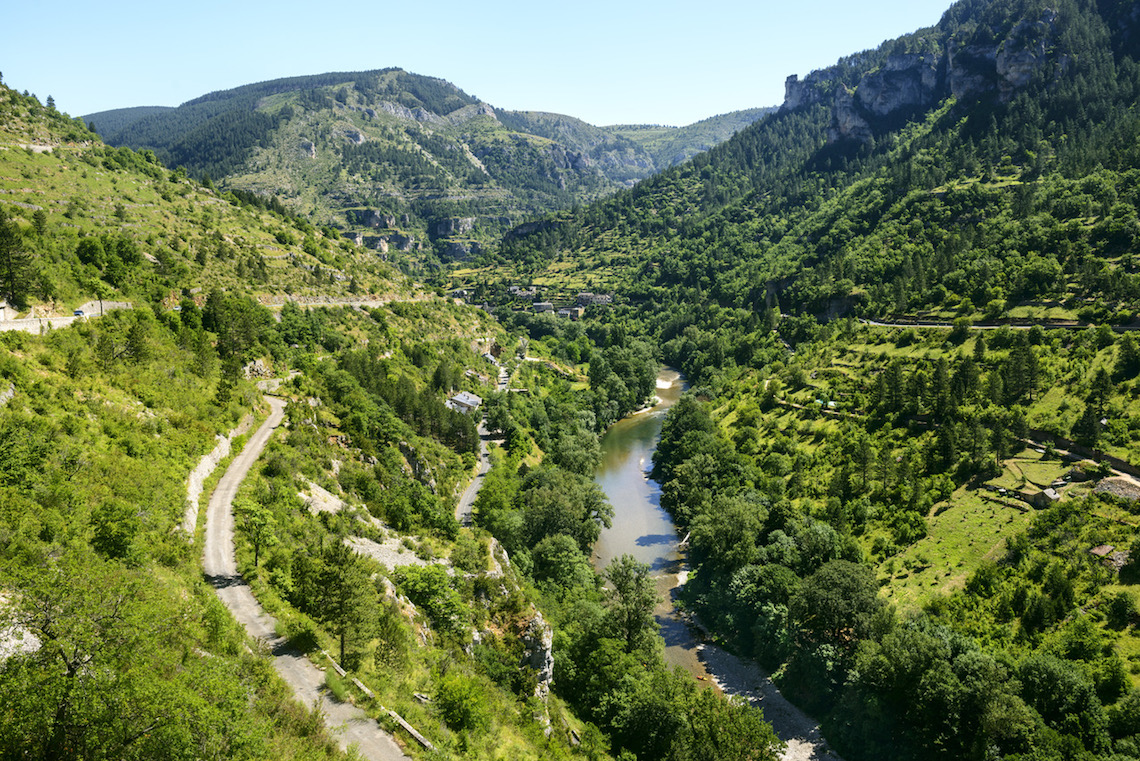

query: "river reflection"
left=591, top=368, right=712, bottom=679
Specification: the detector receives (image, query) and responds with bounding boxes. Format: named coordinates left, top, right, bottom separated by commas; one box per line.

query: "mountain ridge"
left=86, top=68, right=772, bottom=275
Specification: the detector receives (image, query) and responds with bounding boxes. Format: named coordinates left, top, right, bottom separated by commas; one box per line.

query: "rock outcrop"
left=783, top=74, right=825, bottom=112
left=856, top=54, right=942, bottom=116
left=432, top=217, right=476, bottom=238
left=440, top=241, right=480, bottom=261
left=783, top=8, right=1062, bottom=145
left=348, top=208, right=397, bottom=229
left=828, top=87, right=874, bottom=144
left=363, top=232, right=420, bottom=252
left=376, top=101, right=446, bottom=125
left=519, top=612, right=554, bottom=701
left=448, top=102, right=498, bottom=125
left=996, top=10, right=1060, bottom=98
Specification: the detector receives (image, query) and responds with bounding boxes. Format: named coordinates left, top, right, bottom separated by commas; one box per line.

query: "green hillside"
left=82, top=105, right=172, bottom=137
left=88, top=69, right=769, bottom=277
left=0, top=82, right=783, bottom=761
left=487, top=0, right=1140, bottom=327
left=457, top=1, right=1140, bottom=760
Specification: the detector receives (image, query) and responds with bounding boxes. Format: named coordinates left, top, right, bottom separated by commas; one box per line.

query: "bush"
left=278, top=612, right=321, bottom=653
left=1107, top=591, right=1137, bottom=630
left=435, top=672, right=491, bottom=733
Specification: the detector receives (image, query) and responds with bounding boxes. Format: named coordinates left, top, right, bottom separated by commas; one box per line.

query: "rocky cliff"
left=785, top=5, right=1064, bottom=144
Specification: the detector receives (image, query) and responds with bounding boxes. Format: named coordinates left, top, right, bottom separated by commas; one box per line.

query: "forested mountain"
left=87, top=69, right=770, bottom=272
left=608, top=107, right=775, bottom=169
left=492, top=0, right=1140, bottom=326
left=461, top=1, right=1140, bottom=760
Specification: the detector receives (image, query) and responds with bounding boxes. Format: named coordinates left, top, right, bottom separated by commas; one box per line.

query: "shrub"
left=435, top=672, right=491, bottom=733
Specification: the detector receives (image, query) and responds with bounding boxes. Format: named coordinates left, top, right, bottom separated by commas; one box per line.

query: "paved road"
left=455, top=421, right=491, bottom=526
left=858, top=317, right=1140, bottom=332
left=454, top=366, right=509, bottom=525
left=0, top=302, right=132, bottom=334
left=202, top=396, right=410, bottom=761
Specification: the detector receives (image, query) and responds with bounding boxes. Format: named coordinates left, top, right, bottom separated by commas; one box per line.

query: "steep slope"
left=490, top=0, right=1140, bottom=327
left=0, top=84, right=417, bottom=315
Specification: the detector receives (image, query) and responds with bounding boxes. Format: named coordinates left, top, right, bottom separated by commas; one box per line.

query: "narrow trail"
left=201, top=396, right=410, bottom=761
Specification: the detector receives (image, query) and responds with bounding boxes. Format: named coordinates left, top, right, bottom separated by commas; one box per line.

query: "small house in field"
left=446, top=391, right=483, bottom=415
left=1035, top=488, right=1062, bottom=507
left=533, top=301, right=554, bottom=313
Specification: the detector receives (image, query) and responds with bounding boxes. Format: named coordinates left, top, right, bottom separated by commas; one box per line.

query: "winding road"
left=202, top=396, right=410, bottom=761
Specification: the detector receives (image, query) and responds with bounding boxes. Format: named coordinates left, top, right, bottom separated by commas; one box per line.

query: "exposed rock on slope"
left=785, top=5, right=1065, bottom=144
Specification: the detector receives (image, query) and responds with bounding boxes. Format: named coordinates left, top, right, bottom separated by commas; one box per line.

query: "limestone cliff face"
left=377, top=101, right=446, bottom=125
left=948, top=39, right=999, bottom=100
left=347, top=209, right=397, bottom=229
left=996, top=10, right=1060, bottom=97
left=432, top=217, right=476, bottom=238
left=448, top=102, right=498, bottom=125
left=783, top=74, right=825, bottom=112
left=857, top=54, right=942, bottom=116
left=519, top=612, right=554, bottom=701
left=783, top=7, right=1063, bottom=144
left=827, top=87, right=873, bottom=144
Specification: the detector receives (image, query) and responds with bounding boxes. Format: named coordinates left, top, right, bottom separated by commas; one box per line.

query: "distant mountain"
left=609, top=107, right=776, bottom=168
left=87, top=69, right=770, bottom=267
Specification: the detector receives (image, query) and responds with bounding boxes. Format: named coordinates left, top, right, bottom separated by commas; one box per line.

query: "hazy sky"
left=3, top=0, right=954, bottom=127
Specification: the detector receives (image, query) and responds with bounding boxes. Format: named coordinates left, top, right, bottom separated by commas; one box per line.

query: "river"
left=591, top=367, right=843, bottom=761
left=590, top=367, right=712, bottom=678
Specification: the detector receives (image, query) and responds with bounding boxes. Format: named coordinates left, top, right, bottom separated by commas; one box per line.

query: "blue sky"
left=3, top=0, right=955, bottom=127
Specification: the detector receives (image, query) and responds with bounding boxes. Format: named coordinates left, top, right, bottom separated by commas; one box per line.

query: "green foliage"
left=391, top=564, right=467, bottom=638
left=603, top=554, right=659, bottom=653
left=518, top=467, right=613, bottom=554
left=0, top=208, right=31, bottom=309
left=435, top=671, right=491, bottom=734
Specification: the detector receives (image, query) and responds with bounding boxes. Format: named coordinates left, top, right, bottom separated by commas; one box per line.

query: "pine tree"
left=319, top=541, right=378, bottom=666
left=0, top=209, right=31, bottom=309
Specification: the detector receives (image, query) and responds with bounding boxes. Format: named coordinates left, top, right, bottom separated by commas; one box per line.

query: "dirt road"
left=202, top=396, right=410, bottom=761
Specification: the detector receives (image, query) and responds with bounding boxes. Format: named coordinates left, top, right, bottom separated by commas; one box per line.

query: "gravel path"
left=202, top=396, right=409, bottom=761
